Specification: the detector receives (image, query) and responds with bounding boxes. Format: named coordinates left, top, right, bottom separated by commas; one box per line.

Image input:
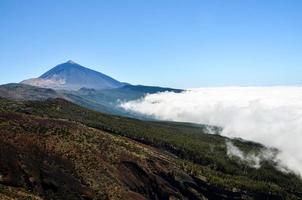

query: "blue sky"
left=0, top=0, right=301, bottom=88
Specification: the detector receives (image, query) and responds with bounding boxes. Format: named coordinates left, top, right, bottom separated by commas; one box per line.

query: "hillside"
left=1, top=111, right=208, bottom=199
left=0, top=98, right=301, bottom=199
left=0, top=83, right=62, bottom=101
left=0, top=83, right=182, bottom=117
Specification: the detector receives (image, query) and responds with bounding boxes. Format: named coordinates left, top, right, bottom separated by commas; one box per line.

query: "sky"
left=0, top=0, right=301, bottom=88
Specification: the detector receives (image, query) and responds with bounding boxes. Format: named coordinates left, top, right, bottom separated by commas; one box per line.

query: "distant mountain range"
left=1, top=60, right=182, bottom=116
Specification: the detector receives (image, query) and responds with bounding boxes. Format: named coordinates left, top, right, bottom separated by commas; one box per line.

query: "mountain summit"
left=22, top=61, right=127, bottom=90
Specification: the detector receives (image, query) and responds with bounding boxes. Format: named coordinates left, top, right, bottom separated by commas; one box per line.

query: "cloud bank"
left=121, top=87, right=302, bottom=175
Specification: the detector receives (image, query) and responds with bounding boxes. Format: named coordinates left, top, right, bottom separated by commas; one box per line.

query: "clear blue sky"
left=0, top=0, right=301, bottom=88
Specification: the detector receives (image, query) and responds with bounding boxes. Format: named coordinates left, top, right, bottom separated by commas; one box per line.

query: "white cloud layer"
left=121, top=87, right=302, bottom=175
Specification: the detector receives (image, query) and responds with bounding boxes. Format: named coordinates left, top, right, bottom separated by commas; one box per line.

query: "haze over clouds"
left=121, top=87, right=302, bottom=175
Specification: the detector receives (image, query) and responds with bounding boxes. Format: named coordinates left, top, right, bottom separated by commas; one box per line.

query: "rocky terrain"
left=0, top=98, right=301, bottom=199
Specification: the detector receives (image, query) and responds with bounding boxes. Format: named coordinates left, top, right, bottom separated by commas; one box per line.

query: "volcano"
left=21, top=60, right=127, bottom=90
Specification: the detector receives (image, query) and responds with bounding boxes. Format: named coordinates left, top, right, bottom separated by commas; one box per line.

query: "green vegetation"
left=0, top=97, right=301, bottom=199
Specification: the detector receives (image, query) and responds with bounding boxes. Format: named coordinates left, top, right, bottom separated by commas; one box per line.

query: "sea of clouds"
left=120, top=87, right=302, bottom=175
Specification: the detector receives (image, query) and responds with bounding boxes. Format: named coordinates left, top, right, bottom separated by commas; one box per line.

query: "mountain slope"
left=18, top=61, right=184, bottom=116
left=0, top=83, right=183, bottom=117
left=1, top=110, right=286, bottom=200
left=0, top=83, right=62, bottom=101
left=1, top=111, right=206, bottom=200
left=0, top=98, right=301, bottom=199
left=21, top=60, right=127, bottom=90
left=62, top=84, right=183, bottom=117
